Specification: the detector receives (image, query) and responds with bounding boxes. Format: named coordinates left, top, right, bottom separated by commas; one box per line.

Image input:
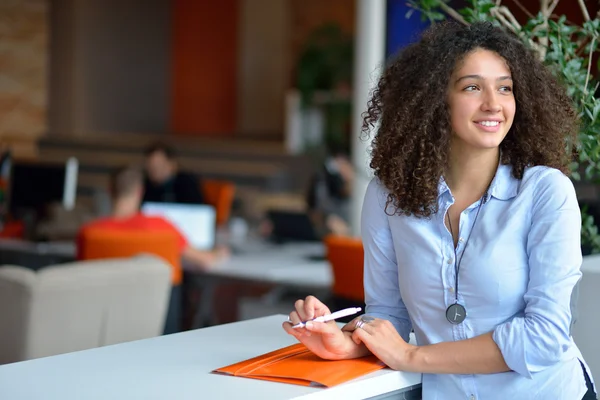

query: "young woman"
left=283, top=22, right=597, bottom=399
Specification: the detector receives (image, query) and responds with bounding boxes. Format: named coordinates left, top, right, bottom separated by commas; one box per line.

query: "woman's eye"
left=464, top=85, right=478, bottom=91
left=499, top=86, right=513, bottom=93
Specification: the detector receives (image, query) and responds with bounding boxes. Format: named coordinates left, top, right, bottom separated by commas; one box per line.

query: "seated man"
left=78, top=167, right=228, bottom=334
left=305, top=147, right=354, bottom=237
left=143, top=142, right=204, bottom=204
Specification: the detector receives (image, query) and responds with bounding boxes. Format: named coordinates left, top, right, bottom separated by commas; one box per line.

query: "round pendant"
left=446, top=303, right=466, bottom=324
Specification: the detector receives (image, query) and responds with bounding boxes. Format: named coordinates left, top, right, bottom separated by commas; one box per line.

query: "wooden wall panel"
left=0, top=0, right=48, bottom=158
left=171, top=0, right=238, bottom=136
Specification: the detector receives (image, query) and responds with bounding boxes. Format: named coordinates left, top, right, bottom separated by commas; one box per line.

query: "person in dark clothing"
left=142, top=142, right=204, bottom=205
left=306, top=147, right=354, bottom=237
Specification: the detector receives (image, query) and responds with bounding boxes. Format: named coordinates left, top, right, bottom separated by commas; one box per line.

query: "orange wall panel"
left=171, top=0, right=238, bottom=136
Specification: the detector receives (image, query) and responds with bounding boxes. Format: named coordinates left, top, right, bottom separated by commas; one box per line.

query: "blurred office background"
left=0, top=0, right=598, bottom=381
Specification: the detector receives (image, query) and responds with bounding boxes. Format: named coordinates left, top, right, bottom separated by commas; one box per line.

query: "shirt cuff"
left=365, top=311, right=412, bottom=343
left=493, top=319, right=533, bottom=379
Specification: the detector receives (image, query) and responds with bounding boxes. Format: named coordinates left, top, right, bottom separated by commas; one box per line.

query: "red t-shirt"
left=76, top=213, right=188, bottom=259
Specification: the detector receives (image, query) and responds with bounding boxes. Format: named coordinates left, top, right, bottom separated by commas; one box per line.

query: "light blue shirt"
left=362, top=164, right=593, bottom=400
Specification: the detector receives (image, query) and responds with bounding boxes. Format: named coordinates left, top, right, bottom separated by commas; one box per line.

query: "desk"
left=210, top=241, right=332, bottom=288
left=0, top=239, right=76, bottom=270
left=189, top=242, right=333, bottom=327
left=0, top=238, right=331, bottom=288
left=0, top=315, right=422, bottom=400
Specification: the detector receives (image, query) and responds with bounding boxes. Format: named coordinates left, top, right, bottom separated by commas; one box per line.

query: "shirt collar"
left=438, top=163, right=519, bottom=201
left=488, top=163, right=519, bottom=201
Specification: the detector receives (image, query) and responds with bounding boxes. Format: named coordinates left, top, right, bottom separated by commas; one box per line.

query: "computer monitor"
left=141, top=202, right=216, bottom=250
left=8, top=158, right=78, bottom=220
left=267, top=210, right=321, bottom=243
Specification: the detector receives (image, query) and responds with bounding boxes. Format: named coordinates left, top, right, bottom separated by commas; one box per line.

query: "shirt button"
left=449, top=287, right=454, bottom=293
left=470, top=395, right=476, bottom=400
left=447, top=258, right=454, bottom=264
left=458, top=237, right=464, bottom=243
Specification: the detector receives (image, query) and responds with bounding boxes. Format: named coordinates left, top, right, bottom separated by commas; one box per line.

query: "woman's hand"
left=282, top=296, right=368, bottom=360
left=351, top=316, right=416, bottom=371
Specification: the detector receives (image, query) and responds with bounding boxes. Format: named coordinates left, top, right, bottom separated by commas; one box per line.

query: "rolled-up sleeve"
left=362, top=179, right=413, bottom=342
left=492, top=170, right=582, bottom=378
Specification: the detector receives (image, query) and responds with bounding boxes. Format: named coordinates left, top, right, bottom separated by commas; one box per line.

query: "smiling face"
left=447, top=49, right=516, bottom=155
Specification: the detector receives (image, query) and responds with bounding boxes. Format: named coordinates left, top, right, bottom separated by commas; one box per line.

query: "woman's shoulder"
left=520, top=165, right=577, bottom=205
left=365, top=177, right=391, bottom=210
left=366, top=177, right=390, bottom=198
left=521, top=166, right=574, bottom=192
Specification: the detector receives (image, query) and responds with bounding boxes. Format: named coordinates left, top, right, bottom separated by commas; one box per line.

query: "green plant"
left=296, top=23, right=354, bottom=153
left=296, top=23, right=353, bottom=106
left=407, top=0, right=600, bottom=253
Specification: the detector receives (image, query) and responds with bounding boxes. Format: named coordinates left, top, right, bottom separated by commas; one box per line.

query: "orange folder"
left=213, top=343, right=387, bottom=387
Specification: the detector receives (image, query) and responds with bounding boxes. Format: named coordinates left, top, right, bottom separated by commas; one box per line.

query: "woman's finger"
left=303, top=295, right=330, bottom=320
left=304, top=320, right=341, bottom=337
left=288, top=310, right=302, bottom=325
left=294, top=299, right=309, bottom=321
left=356, top=319, right=377, bottom=335
left=282, top=322, right=305, bottom=338
left=351, top=328, right=367, bottom=345
left=341, top=316, right=361, bottom=332
left=285, top=310, right=312, bottom=337
left=283, top=318, right=312, bottom=337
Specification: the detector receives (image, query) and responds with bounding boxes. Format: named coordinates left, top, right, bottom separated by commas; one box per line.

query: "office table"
left=0, top=238, right=330, bottom=289
left=0, top=239, right=76, bottom=270
left=0, top=315, right=422, bottom=400
left=207, top=241, right=332, bottom=288
left=0, top=238, right=335, bottom=328
left=188, top=242, right=333, bottom=327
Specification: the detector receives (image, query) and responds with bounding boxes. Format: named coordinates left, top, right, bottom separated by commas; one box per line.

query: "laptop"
left=141, top=202, right=216, bottom=250
left=267, top=210, right=321, bottom=243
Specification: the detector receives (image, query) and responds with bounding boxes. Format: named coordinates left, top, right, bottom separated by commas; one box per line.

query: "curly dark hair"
left=362, top=21, right=578, bottom=217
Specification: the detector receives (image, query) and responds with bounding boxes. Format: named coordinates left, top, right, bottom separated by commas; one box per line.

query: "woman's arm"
left=406, top=331, right=509, bottom=374
left=362, top=179, right=413, bottom=341
left=491, top=170, right=582, bottom=378
left=181, top=245, right=229, bottom=271
left=282, top=179, right=410, bottom=362
left=352, top=317, right=510, bottom=373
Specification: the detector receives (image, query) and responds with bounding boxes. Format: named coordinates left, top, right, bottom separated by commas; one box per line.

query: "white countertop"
left=0, top=315, right=421, bottom=400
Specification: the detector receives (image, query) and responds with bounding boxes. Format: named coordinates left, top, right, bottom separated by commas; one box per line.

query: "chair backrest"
left=0, top=221, right=24, bottom=239
left=572, top=254, right=600, bottom=381
left=79, top=228, right=182, bottom=285
left=202, top=179, right=235, bottom=226
left=325, top=235, right=364, bottom=302
left=0, top=255, right=171, bottom=364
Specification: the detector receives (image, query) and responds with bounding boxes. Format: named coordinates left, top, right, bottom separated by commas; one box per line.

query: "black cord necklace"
left=445, top=192, right=487, bottom=325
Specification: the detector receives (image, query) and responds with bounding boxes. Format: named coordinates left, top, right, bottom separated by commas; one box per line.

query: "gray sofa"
left=0, top=255, right=171, bottom=365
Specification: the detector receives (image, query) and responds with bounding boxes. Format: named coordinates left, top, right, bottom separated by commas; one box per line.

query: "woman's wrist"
left=401, top=344, right=421, bottom=372
left=343, top=332, right=370, bottom=359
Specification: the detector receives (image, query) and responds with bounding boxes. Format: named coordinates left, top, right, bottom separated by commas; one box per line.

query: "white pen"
left=289, top=307, right=362, bottom=328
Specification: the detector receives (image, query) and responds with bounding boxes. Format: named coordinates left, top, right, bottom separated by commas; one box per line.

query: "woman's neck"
left=445, top=147, right=499, bottom=200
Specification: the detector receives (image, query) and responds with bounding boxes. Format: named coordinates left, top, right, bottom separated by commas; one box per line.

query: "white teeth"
left=479, top=121, right=500, bottom=127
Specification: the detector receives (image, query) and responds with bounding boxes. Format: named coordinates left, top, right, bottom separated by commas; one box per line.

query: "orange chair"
left=0, top=220, right=24, bottom=239
left=78, top=229, right=182, bottom=285
left=201, top=179, right=235, bottom=227
left=324, top=235, right=365, bottom=302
